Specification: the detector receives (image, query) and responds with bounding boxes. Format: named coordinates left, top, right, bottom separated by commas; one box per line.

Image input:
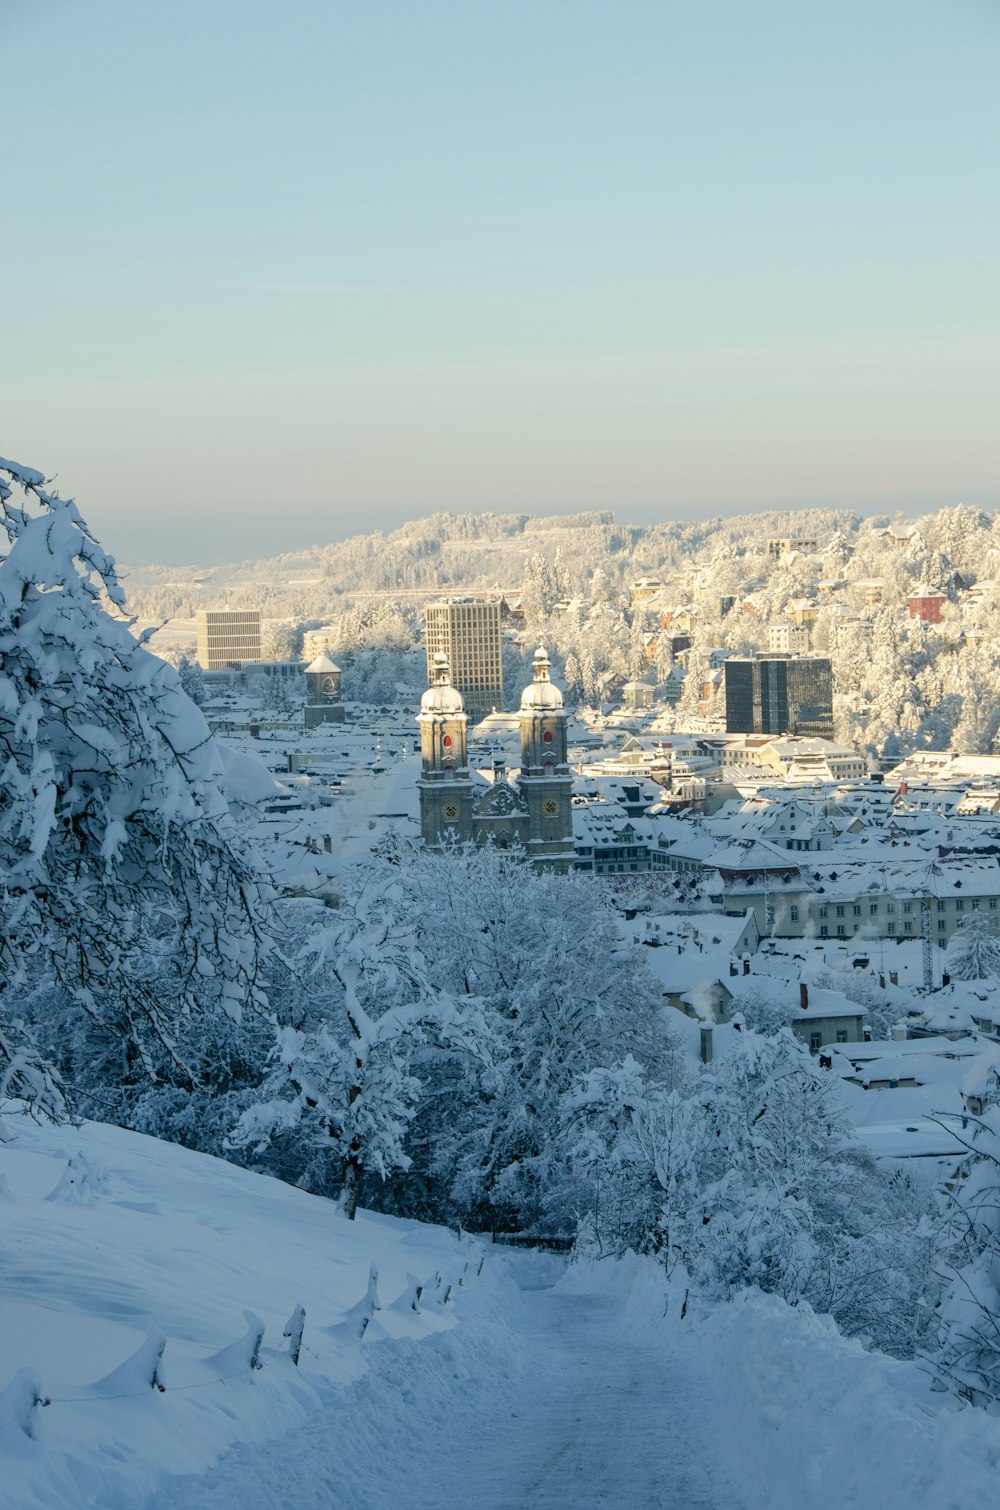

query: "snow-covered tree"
left=934, top=1068, right=1000, bottom=1404
left=946, top=911, right=1000, bottom=982
left=0, top=456, right=270, bottom=1111
left=389, top=844, right=676, bottom=1233
left=230, top=870, right=465, bottom=1217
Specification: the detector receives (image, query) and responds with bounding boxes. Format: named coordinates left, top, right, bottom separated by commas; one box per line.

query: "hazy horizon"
left=111, top=489, right=965, bottom=572
left=3, top=0, right=998, bottom=564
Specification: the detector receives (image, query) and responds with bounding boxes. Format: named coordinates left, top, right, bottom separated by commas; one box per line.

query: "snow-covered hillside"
left=0, top=1108, right=477, bottom=1509
left=4, top=1109, right=1000, bottom=1510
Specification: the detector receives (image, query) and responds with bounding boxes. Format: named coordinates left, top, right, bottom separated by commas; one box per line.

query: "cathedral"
left=417, top=646, right=575, bottom=872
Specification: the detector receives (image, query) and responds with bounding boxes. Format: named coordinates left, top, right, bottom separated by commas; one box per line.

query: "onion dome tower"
left=517, top=646, right=574, bottom=871
left=417, top=653, right=473, bottom=846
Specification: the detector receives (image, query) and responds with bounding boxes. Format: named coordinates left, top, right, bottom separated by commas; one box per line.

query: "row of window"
left=816, top=920, right=968, bottom=938
left=788, top=897, right=998, bottom=923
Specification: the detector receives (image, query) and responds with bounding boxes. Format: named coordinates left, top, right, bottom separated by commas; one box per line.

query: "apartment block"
left=424, top=599, right=503, bottom=724
left=195, top=609, right=261, bottom=670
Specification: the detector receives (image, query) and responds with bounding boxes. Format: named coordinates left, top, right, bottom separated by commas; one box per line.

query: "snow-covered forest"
left=6, top=455, right=1000, bottom=1505
left=133, top=499, right=1000, bottom=762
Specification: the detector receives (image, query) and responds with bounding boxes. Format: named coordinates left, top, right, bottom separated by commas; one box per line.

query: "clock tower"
left=517, top=647, right=574, bottom=872
left=417, top=653, right=473, bottom=846
left=304, top=654, right=345, bottom=727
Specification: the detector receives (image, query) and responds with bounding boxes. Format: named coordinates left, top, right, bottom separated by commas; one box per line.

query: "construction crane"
left=921, top=895, right=934, bottom=993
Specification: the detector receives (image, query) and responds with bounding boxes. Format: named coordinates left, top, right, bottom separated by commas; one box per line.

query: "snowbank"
left=677, top=1286, right=1000, bottom=1509
left=0, top=1109, right=483, bottom=1509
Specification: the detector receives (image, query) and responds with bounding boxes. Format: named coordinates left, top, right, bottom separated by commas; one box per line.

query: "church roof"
left=305, top=654, right=341, bottom=674
left=420, top=652, right=465, bottom=715
left=520, top=646, right=564, bottom=712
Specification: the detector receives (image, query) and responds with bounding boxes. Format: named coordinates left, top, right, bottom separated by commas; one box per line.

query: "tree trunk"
left=340, top=1154, right=361, bottom=1220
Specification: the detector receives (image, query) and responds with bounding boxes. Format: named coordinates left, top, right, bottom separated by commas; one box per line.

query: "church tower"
left=417, top=653, right=474, bottom=846
left=517, top=646, right=574, bottom=872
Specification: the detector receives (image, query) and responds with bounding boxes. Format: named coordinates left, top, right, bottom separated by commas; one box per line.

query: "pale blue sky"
left=2, top=0, right=998, bottom=562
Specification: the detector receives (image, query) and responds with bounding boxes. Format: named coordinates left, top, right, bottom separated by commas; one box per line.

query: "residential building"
left=424, top=599, right=503, bottom=724
left=301, top=626, right=339, bottom=660
left=768, top=622, right=811, bottom=654
left=854, top=579, right=885, bottom=607
left=785, top=597, right=821, bottom=627
left=195, top=609, right=261, bottom=670
left=908, top=587, right=946, bottom=625
left=768, top=536, right=819, bottom=561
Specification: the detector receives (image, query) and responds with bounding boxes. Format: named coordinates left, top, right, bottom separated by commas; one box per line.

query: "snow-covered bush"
left=567, top=1028, right=935, bottom=1356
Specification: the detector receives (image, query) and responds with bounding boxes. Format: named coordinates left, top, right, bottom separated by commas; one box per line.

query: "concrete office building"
left=724, top=655, right=834, bottom=740
left=195, top=609, right=261, bottom=670
left=424, top=599, right=503, bottom=724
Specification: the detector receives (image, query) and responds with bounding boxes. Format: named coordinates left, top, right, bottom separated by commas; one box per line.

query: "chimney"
left=700, top=1025, right=714, bottom=1064
left=799, top=981, right=809, bottom=1010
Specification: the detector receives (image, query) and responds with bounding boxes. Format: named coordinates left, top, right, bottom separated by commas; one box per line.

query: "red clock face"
left=443, top=734, right=453, bottom=747
left=543, top=730, right=553, bottom=743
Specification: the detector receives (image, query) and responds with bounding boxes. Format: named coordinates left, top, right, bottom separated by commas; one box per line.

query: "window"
left=836, top=925, right=846, bottom=936
left=887, top=903, right=895, bottom=914
left=809, top=1032, right=823, bottom=1053
left=938, top=920, right=946, bottom=932
left=937, top=900, right=946, bottom=913
left=870, top=903, right=879, bottom=915
left=820, top=925, right=828, bottom=938
left=903, top=902, right=912, bottom=914
left=790, top=905, right=799, bottom=922
left=836, top=1030, right=848, bottom=1044
left=991, top=899, right=998, bottom=911
left=836, top=905, right=845, bottom=917
left=904, top=922, right=913, bottom=933
left=853, top=905, right=862, bottom=916
left=956, top=899, right=965, bottom=912
left=819, top=907, right=828, bottom=919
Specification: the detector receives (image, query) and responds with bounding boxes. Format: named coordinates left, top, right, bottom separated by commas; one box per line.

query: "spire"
left=420, top=652, right=465, bottom=714
left=520, top=645, right=563, bottom=712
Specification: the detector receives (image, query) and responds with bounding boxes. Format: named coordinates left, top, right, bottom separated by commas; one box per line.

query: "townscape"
left=5, top=457, right=1000, bottom=1505
left=3, top=3, right=999, bottom=1506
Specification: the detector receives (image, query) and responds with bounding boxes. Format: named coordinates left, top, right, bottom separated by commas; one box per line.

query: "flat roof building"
left=195, top=609, right=261, bottom=670
left=424, top=599, right=503, bottom=724
left=724, top=655, right=833, bottom=740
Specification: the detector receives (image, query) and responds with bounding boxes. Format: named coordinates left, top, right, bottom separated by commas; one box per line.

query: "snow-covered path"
left=156, top=1257, right=743, bottom=1510
left=402, top=1285, right=739, bottom=1510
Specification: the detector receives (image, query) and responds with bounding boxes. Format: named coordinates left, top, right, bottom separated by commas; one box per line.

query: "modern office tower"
left=424, top=599, right=503, bottom=724
left=195, top=609, right=261, bottom=669
left=724, top=655, right=833, bottom=739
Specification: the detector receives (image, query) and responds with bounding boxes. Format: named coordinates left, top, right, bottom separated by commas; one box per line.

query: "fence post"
left=283, top=1304, right=306, bottom=1366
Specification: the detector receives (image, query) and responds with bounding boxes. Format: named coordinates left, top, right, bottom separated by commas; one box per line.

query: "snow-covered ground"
left=4, top=1110, right=1000, bottom=1510
left=0, top=1108, right=473, bottom=1509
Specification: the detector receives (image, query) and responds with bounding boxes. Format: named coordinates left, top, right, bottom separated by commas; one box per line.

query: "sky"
left=2, top=0, right=998, bottom=564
